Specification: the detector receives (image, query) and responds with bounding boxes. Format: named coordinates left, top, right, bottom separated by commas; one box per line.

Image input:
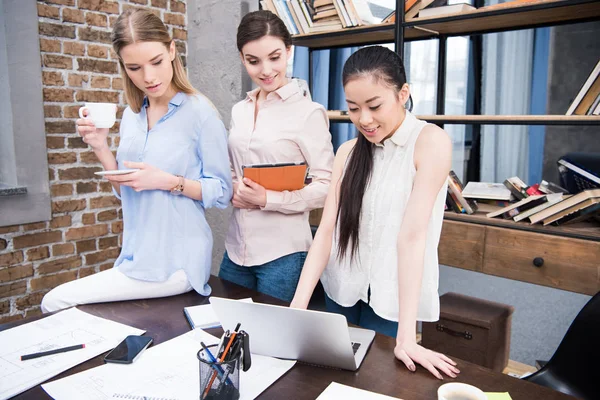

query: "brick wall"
left=0, top=0, right=188, bottom=323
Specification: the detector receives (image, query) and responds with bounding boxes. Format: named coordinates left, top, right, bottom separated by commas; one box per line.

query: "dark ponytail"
left=237, top=10, right=292, bottom=52
left=336, top=46, right=409, bottom=261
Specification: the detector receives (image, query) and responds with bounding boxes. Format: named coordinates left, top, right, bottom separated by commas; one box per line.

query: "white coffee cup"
left=438, top=382, right=487, bottom=400
left=78, top=102, right=117, bottom=129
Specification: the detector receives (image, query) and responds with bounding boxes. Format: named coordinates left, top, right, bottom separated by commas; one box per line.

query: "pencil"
left=21, top=344, right=85, bottom=361
left=203, top=323, right=240, bottom=399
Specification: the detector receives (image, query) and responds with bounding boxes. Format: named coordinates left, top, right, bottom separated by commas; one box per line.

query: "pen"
left=203, top=323, right=241, bottom=399
left=200, top=341, right=233, bottom=385
left=21, top=344, right=85, bottom=361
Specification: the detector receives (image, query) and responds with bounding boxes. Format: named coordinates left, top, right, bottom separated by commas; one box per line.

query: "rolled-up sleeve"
left=197, top=111, right=233, bottom=209
left=262, top=106, right=334, bottom=214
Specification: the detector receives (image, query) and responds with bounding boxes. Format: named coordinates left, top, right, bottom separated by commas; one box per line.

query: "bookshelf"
left=289, top=0, right=600, bottom=295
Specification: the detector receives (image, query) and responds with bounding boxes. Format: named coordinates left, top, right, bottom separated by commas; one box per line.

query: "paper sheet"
left=184, top=297, right=253, bottom=329
left=0, top=308, right=144, bottom=400
left=317, top=382, right=401, bottom=400
left=42, top=329, right=296, bottom=400
left=486, top=393, right=513, bottom=400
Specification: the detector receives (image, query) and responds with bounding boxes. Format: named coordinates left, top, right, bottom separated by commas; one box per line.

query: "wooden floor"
left=415, top=333, right=537, bottom=378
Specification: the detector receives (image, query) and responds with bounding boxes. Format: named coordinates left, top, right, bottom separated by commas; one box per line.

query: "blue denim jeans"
left=325, top=294, right=399, bottom=338
left=218, top=251, right=307, bottom=302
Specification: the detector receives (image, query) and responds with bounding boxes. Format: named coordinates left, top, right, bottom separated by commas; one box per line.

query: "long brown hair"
left=336, top=46, right=409, bottom=261
left=111, top=9, right=197, bottom=113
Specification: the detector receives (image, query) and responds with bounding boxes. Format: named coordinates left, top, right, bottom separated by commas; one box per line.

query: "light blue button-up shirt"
left=114, top=92, right=232, bottom=295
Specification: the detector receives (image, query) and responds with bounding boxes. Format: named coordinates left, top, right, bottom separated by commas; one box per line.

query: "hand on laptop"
left=394, top=340, right=460, bottom=380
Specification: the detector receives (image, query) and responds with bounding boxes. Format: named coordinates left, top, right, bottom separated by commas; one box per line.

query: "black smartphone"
left=104, top=335, right=153, bottom=364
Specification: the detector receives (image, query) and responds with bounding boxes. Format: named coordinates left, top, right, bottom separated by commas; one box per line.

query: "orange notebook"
left=242, top=162, right=308, bottom=192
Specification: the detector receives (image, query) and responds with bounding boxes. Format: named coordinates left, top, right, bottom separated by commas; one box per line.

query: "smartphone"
left=104, top=335, right=153, bottom=364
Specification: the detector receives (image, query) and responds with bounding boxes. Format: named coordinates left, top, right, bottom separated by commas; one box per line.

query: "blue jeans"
left=325, top=295, right=399, bottom=338
left=218, top=251, right=307, bottom=302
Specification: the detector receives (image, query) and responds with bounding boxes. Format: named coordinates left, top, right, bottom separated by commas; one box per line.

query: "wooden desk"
left=2, top=276, right=574, bottom=400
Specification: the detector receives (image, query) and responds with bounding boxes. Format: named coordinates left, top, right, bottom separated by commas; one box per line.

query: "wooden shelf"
left=444, top=211, right=600, bottom=242
left=326, top=111, right=600, bottom=125
left=292, top=0, right=600, bottom=49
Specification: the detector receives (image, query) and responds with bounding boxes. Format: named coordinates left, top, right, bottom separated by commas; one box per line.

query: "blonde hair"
left=111, top=9, right=197, bottom=113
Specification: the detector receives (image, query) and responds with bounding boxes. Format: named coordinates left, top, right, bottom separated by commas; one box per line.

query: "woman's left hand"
left=105, top=161, right=177, bottom=192
left=394, top=340, right=460, bottom=380
left=236, top=177, right=267, bottom=207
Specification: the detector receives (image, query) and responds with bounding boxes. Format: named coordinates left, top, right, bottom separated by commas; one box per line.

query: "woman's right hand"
left=231, top=182, right=260, bottom=209
left=77, top=111, right=109, bottom=151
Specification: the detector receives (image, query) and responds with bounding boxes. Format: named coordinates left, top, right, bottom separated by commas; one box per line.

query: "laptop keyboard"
left=351, top=342, right=361, bottom=355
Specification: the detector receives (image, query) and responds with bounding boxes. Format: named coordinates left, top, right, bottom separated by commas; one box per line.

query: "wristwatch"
left=170, top=175, right=185, bottom=195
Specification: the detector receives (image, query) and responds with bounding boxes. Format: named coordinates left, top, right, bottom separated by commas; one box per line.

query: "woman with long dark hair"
left=290, top=46, right=458, bottom=379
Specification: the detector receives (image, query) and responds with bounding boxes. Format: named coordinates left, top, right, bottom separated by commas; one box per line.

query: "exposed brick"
left=164, top=12, right=185, bottom=27
left=63, top=105, right=81, bottom=118
left=0, top=251, right=24, bottom=267
left=43, top=0, right=76, bottom=6
left=80, top=151, right=99, bottom=164
left=40, top=38, right=61, bottom=53
left=109, top=15, right=118, bottom=28
left=99, top=262, right=113, bottom=271
left=25, top=308, right=43, bottom=319
left=130, top=0, right=148, bottom=4
left=53, top=243, right=75, bottom=256
left=88, top=44, right=109, bottom=59
left=13, top=231, right=62, bottom=250
left=26, top=246, right=50, bottom=261
left=91, top=76, right=111, bottom=89
left=30, top=270, right=78, bottom=292
left=43, top=54, right=72, bottom=70
left=79, top=266, right=97, bottom=277
left=49, top=168, right=55, bottom=181
left=99, top=236, right=119, bottom=250
left=43, top=88, right=74, bottom=102
left=65, top=224, right=109, bottom=241
left=99, top=182, right=114, bottom=192
left=173, top=27, right=187, bottom=40
left=63, top=8, right=85, bottom=23
left=16, top=292, right=46, bottom=310
left=112, top=77, right=123, bottom=90
left=47, top=136, right=65, bottom=149
left=38, top=255, right=82, bottom=274
left=42, top=71, right=64, bottom=86
left=51, top=183, right=73, bottom=197
left=76, top=239, right=97, bottom=253
left=170, top=0, right=186, bottom=13
left=85, top=11, right=107, bottom=27
left=37, top=3, right=60, bottom=19
left=52, top=199, right=87, bottom=213
left=175, top=40, right=186, bottom=55
left=77, top=182, right=98, bottom=194
left=46, top=120, right=75, bottom=134
left=68, top=73, right=89, bottom=87
left=75, top=88, right=119, bottom=102
left=0, top=314, right=24, bottom=324
left=63, top=41, right=85, bottom=56
left=78, top=27, right=112, bottom=43
left=44, top=105, right=62, bottom=118
left=0, top=226, right=20, bottom=234
left=0, top=281, right=27, bottom=297
left=151, top=0, right=167, bottom=8
left=90, top=196, right=120, bottom=209
left=39, top=22, right=76, bottom=39
left=111, top=221, right=123, bottom=234
left=77, top=58, right=118, bottom=74
left=97, top=209, right=118, bottom=221
left=0, top=239, right=6, bottom=251
left=48, top=152, right=77, bottom=165
left=82, top=213, right=96, bottom=225
left=78, top=0, right=119, bottom=14
left=0, top=300, right=9, bottom=315
left=50, top=215, right=72, bottom=229
left=85, top=247, right=119, bottom=264
left=68, top=137, right=87, bottom=149
left=58, top=166, right=102, bottom=180
left=0, top=264, right=33, bottom=282
left=122, top=4, right=160, bottom=16
left=23, top=222, right=47, bottom=232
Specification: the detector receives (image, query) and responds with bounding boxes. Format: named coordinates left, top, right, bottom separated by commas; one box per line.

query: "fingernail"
left=410, top=365, right=415, bottom=372
left=450, top=373, right=456, bottom=378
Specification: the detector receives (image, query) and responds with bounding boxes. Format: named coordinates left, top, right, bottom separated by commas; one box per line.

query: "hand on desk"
left=394, top=340, right=460, bottom=380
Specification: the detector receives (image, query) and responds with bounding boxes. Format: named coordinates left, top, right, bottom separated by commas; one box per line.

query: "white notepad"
left=317, top=382, right=400, bottom=399
left=183, top=297, right=253, bottom=329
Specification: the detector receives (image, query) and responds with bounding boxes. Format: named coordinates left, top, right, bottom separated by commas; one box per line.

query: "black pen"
left=21, top=344, right=86, bottom=361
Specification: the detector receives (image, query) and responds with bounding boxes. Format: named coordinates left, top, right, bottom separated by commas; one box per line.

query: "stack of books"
left=260, top=0, right=364, bottom=35
left=566, top=59, right=600, bottom=116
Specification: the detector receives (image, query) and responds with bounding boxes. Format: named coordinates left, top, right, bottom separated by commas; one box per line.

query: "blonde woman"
left=41, top=9, right=232, bottom=313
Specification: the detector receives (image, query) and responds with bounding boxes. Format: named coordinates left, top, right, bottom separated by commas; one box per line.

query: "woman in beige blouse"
left=219, top=10, right=334, bottom=302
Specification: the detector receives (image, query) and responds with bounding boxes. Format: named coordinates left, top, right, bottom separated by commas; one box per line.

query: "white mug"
left=78, top=102, right=117, bottom=129
left=437, top=382, right=487, bottom=400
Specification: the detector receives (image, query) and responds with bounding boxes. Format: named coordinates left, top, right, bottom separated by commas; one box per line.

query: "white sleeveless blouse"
left=321, top=111, right=446, bottom=322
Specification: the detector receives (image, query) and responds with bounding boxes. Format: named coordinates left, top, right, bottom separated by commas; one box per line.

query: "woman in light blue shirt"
left=41, top=9, right=232, bottom=313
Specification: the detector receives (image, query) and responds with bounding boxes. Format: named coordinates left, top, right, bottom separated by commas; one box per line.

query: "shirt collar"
left=142, top=92, right=186, bottom=109
left=380, top=110, right=417, bottom=148
left=245, top=79, right=302, bottom=103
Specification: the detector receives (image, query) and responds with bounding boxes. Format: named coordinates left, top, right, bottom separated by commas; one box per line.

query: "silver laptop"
left=210, top=297, right=376, bottom=371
